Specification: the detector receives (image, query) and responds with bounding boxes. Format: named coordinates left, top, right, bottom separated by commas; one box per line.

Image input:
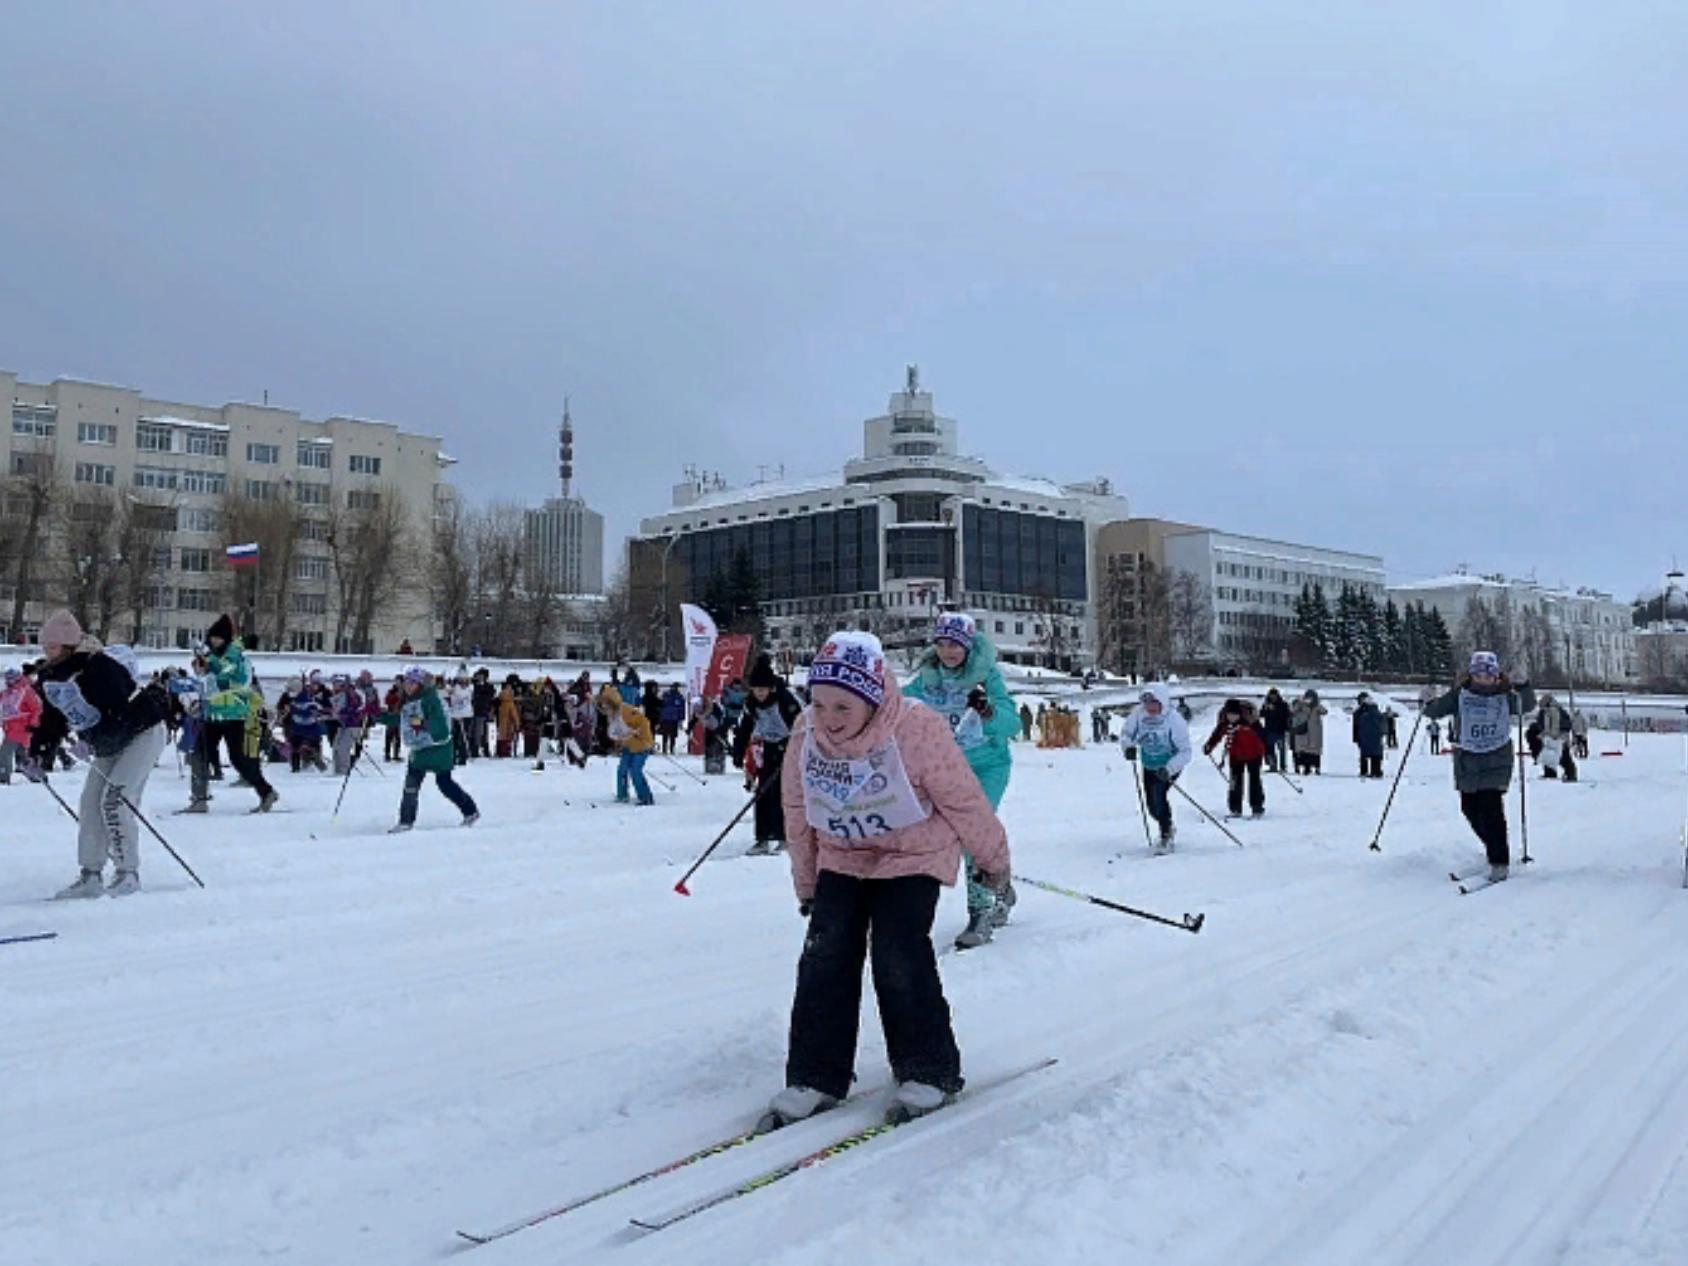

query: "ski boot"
left=461, top=812, right=480, bottom=827
left=250, top=790, right=280, bottom=814
left=387, top=822, right=414, bottom=835
left=55, top=869, right=106, bottom=900
left=756, top=1085, right=839, bottom=1133
left=105, top=870, right=141, bottom=897
left=989, top=880, right=1017, bottom=929
left=954, top=908, right=995, bottom=949
left=886, top=1081, right=950, bottom=1125
left=1489, top=863, right=1509, bottom=883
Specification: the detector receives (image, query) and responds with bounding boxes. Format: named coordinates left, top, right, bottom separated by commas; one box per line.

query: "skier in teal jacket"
left=902, top=612, right=1020, bottom=948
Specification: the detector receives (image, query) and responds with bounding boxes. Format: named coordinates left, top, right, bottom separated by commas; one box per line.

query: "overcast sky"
left=2, top=2, right=1682, bottom=599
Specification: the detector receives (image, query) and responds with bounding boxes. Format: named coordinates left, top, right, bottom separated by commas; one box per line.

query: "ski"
left=629, top=1057, right=1058, bottom=1233
left=1448, top=867, right=1488, bottom=884
left=0, top=931, right=57, bottom=946
left=455, top=1086, right=874, bottom=1245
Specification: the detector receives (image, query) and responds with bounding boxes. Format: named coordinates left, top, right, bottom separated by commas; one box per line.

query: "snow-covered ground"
left=6, top=703, right=1688, bottom=1265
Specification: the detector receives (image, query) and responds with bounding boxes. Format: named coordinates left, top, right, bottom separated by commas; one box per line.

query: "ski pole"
left=1680, top=710, right=1687, bottom=890
left=1368, top=709, right=1422, bottom=854
left=1018, top=875, right=1204, bottom=934
left=1517, top=711, right=1532, bottom=866
left=83, top=760, right=206, bottom=889
left=0, top=931, right=57, bottom=946
left=1167, top=777, right=1245, bottom=848
left=332, top=727, right=366, bottom=819
left=1126, top=756, right=1155, bottom=855
left=673, top=773, right=781, bottom=896
left=34, top=772, right=80, bottom=823
left=1271, top=764, right=1304, bottom=795
left=659, top=751, right=708, bottom=786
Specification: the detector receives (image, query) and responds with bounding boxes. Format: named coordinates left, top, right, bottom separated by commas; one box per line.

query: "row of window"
left=20, top=408, right=382, bottom=473
left=1218, top=611, right=1292, bottom=629
left=1217, top=559, right=1381, bottom=589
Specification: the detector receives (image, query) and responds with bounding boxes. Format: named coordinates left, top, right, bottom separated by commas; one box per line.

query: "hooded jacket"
left=901, top=632, right=1019, bottom=807
left=1, top=675, right=43, bottom=746
left=598, top=684, right=654, bottom=753
left=780, top=690, right=1009, bottom=902
left=1351, top=698, right=1386, bottom=758
left=1291, top=692, right=1327, bottom=755
left=1204, top=699, right=1267, bottom=764
left=1117, top=683, right=1192, bottom=777
left=1422, top=678, right=1536, bottom=793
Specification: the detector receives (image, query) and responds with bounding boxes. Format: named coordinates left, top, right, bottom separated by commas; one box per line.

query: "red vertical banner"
left=705, top=635, right=754, bottom=701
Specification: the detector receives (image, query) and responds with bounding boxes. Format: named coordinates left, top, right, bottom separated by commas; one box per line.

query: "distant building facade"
left=1, top=373, right=452, bottom=653
left=522, top=401, right=605, bottom=597
left=1387, top=571, right=1637, bottom=685
left=628, top=369, right=1131, bottom=667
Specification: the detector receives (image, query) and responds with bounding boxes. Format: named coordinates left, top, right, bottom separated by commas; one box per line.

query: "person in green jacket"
left=203, top=612, right=278, bottom=812
left=386, top=666, right=480, bottom=833
left=902, top=612, right=1020, bottom=948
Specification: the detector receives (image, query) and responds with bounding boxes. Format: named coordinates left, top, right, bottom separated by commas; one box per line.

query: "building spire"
left=559, top=397, right=574, bottom=499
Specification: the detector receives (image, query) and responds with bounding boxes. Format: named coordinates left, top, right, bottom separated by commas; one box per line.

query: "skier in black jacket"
left=27, top=609, right=169, bottom=899
left=732, top=654, right=804, bottom=855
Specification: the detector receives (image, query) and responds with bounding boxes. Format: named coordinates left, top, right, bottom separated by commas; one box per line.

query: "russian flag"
left=226, top=542, right=260, bottom=568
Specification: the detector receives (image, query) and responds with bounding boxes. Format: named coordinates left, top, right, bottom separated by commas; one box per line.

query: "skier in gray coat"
left=1419, top=650, right=1535, bottom=883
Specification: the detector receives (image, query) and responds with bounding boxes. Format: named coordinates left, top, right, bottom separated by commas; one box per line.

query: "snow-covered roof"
left=141, top=415, right=230, bottom=433
left=982, top=473, right=1071, bottom=500
left=298, top=435, right=333, bottom=445
left=670, top=473, right=845, bottom=515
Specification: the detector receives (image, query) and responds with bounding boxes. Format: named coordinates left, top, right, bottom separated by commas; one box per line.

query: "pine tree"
left=1331, top=585, right=1357, bottom=672
left=1402, top=602, right=1425, bottom=675
left=1426, top=606, right=1455, bottom=677
left=1382, top=599, right=1405, bottom=673
left=1357, top=589, right=1383, bottom=672
left=1310, top=582, right=1334, bottom=668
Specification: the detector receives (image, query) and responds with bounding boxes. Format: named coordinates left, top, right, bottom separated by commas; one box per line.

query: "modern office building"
left=629, top=368, right=1132, bottom=667
left=1, top=372, right=453, bottom=652
left=1388, top=570, right=1637, bottom=684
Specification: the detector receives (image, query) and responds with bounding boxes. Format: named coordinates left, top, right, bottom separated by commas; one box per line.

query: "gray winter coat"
left=1422, top=680, right=1536, bottom=794
left=1291, top=694, right=1326, bottom=756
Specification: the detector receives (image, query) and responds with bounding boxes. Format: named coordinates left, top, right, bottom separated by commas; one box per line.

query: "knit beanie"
left=807, top=631, right=888, bottom=709
left=1469, top=650, right=1500, bottom=679
left=933, top=612, right=975, bottom=651
left=207, top=613, right=235, bottom=646
left=748, top=653, right=779, bottom=689
left=39, top=608, right=83, bottom=649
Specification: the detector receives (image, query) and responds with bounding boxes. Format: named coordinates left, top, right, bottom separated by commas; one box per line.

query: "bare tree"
left=326, top=486, right=413, bottom=654
left=4, top=455, right=63, bottom=637
left=430, top=497, right=475, bottom=654
left=110, top=499, right=177, bottom=644
left=221, top=488, right=306, bottom=648
left=1167, top=569, right=1214, bottom=665
left=64, top=487, right=118, bottom=637
left=596, top=567, right=637, bottom=661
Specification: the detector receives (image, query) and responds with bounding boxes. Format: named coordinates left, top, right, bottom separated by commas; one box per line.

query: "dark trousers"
left=1142, top=768, right=1174, bottom=834
left=1228, top=759, right=1264, bottom=815
left=210, top=719, right=272, bottom=798
left=399, top=765, right=478, bottom=825
left=787, top=871, right=961, bottom=1100
left=1429, top=734, right=1442, bottom=754
left=1263, top=732, right=1286, bottom=771
left=754, top=745, right=786, bottom=843
left=1295, top=751, right=1322, bottom=775
left=1459, top=789, right=1510, bottom=866
left=385, top=724, right=401, bottom=761
left=1360, top=753, right=1384, bottom=778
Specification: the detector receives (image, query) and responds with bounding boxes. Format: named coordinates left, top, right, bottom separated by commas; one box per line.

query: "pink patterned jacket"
left=780, top=690, right=1010, bottom=902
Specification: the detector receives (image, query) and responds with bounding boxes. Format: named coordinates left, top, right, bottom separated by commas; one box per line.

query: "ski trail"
left=1238, top=898, right=1688, bottom=1266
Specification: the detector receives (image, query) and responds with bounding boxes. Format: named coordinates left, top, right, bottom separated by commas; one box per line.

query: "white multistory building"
left=1, top=372, right=453, bottom=653
left=1388, top=571, right=1638, bottom=684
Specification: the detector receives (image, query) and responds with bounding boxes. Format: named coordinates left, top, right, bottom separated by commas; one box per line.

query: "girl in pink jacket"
left=766, top=631, right=1011, bottom=1129
left=1, top=666, right=43, bottom=784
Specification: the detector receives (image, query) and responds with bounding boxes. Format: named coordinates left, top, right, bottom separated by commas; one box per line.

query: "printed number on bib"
left=826, top=813, right=891, bottom=840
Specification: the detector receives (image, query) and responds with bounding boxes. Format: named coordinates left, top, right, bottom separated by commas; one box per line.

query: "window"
left=133, top=465, right=179, bottom=491
left=142, top=586, right=175, bottom=610
left=244, top=479, right=276, bottom=501
left=181, top=469, right=227, bottom=495
left=11, top=405, right=56, bottom=437
left=133, top=503, right=177, bottom=532
left=297, top=442, right=332, bottom=469
left=294, top=481, right=329, bottom=506
left=177, top=588, right=216, bottom=611
left=246, top=442, right=280, bottom=465
left=10, top=452, right=51, bottom=477
left=348, top=454, right=382, bottom=476
left=346, top=489, right=381, bottom=511
left=77, top=422, right=118, bottom=446
left=136, top=423, right=173, bottom=453
left=185, top=431, right=228, bottom=458
left=287, top=630, right=326, bottom=652
left=75, top=462, right=115, bottom=486
left=180, top=548, right=212, bottom=573
left=290, top=591, right=328, bottom=615
left=298, top=518, right=331, bottom=542
left=142, top=628, right=171, bottom=649
left=180, top=507, right=219, bottom=533
left=295, top=556, right=330, bottom=581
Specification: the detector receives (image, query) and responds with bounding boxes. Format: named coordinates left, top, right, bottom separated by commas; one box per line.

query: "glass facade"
left=675, top=505, right=879, bottom=601
left=962, top=505, right=1087, bottom=601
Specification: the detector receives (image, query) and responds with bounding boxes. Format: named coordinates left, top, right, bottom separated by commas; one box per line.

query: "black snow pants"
left=1228, top=758, right=1264, bottom=816
left=753, top=742, right=787, bottom=844
left=786, top=870, right=962, bottom=1101
left=1459, top=789, right=1510, bottom=866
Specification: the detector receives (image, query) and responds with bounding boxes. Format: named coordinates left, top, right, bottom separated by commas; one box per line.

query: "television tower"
left=559, top=398, right=574, bottom=500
